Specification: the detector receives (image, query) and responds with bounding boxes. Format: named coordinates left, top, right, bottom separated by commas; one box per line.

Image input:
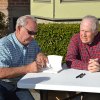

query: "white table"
left=17, top=69, right=100, bottom=99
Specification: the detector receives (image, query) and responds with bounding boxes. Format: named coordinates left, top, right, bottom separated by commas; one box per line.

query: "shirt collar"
left=12, top=32, right=25, bottom=49
left=87, top=32, right=99, bottom=46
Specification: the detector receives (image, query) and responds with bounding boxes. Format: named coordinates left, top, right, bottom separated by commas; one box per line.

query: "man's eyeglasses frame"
left=23, top=26, right=37, bottom=35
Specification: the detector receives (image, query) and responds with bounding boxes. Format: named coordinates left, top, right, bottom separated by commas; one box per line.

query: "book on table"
left=41, top=55, right=63, bottom=74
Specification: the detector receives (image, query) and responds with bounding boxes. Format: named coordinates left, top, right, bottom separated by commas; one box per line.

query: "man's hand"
left=36, top=52, right=48, bottom=68
left=88, top=58, right=100, bottom=72
left=26, top=61, right=40, bottom=73
left=26, top=53, right=48, bottom=73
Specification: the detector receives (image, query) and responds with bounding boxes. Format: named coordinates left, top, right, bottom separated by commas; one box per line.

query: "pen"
left=80, top=73, right=86, bottom=78
left=76, top=73, right=86, bottom=78
left=76, top=73, right=82, bottom=78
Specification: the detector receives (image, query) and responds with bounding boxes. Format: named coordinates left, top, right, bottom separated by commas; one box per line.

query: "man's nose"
left=83, top=31, right=87, bottom=36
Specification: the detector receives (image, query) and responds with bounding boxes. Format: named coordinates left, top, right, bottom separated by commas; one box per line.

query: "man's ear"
left=18, top=26, right=21, bottom=30
left=94, top=30, right=98, bottom=36
left=16, top=26, right=21, bottom=33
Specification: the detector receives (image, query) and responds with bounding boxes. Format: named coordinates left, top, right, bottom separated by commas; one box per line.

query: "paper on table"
left=41, top=55, right=63, bottom=73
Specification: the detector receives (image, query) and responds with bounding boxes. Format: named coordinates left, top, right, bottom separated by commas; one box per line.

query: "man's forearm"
left=66, top=59, right=88, bottom=70
left=0, top=65, right=28, bottom=79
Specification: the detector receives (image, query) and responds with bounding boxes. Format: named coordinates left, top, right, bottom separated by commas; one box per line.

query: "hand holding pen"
left=36, top=53, right=48, bottom=68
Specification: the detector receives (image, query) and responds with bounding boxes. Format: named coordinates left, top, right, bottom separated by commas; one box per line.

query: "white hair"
left=81, top=15, right=99, bottom=32
left=16, top=15, right=37, bottom=28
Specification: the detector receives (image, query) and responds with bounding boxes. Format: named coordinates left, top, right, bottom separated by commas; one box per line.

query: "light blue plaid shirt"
left=0, top=33, right=40, bottom=83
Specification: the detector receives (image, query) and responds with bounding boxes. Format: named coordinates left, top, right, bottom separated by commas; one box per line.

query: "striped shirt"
left=66, top=32, right=100, bottom=70
left=0, top=33, right=40, bottom=82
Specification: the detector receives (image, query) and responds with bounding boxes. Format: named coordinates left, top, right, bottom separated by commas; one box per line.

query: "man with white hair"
left=0, top=15, right=47, bottom=100
left=66, top=15, right=100, bottom=100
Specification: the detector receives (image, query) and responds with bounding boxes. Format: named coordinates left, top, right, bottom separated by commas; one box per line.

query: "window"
left=34, top=0, right=51, bottom=2
left=61, top=0, right=100, bottom=2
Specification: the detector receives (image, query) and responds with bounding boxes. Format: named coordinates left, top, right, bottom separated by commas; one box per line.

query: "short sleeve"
left=0, top=45, right=12, bottom=67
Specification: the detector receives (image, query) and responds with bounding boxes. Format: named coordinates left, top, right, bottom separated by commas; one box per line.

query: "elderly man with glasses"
left=0, top=15, right=47, bottom=100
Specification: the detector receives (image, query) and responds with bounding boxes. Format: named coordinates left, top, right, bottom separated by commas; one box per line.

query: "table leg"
left=40, top=90, right=48, bottom=100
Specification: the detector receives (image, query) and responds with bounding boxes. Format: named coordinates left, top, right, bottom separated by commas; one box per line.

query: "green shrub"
left=0, top=12, right=8, bottom=38
left=36, top=23, right=80, bottom=62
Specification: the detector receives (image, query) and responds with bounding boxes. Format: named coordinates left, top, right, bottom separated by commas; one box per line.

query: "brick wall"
left=8, top=0, right=30, bottom=7
left=0, top=0, right=30, bottom=33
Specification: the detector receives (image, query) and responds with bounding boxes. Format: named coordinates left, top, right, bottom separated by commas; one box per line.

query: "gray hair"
left=81, top=15, right=99, bottom=32
left=16, top=15, right=37, bottom=28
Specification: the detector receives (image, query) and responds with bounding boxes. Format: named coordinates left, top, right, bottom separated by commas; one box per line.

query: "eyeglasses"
left=23, top=26, right=37, bottom=35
